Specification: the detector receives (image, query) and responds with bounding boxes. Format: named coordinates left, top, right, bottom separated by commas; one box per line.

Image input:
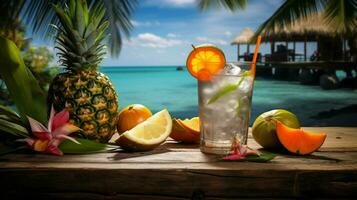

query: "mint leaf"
left=236, top=96, right=243, bottom=116
left=208, top=84, right=238, bottom=104
left=208, top=70, right=251, bottom=104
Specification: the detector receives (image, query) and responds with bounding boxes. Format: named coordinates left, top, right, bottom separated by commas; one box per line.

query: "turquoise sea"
left=101, top=66, right=357, bottom=126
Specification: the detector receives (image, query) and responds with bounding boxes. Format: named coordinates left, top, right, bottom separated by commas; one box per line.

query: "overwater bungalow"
left=232, top=13, right=357, bottom=89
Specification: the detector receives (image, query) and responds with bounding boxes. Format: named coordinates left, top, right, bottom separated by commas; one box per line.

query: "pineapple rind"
left=49, top=71, right=119, bottom=143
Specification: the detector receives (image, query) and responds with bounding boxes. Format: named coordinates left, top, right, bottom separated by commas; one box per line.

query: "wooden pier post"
left=304, top=38, right=307, bottom=61
left=237, top=44, right=240, bottom=61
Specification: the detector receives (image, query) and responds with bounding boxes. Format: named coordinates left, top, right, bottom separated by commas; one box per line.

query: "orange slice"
left=186, top=44, right=226, bottom=81
left=170, top=119, right=200, bottom=143
left=177, top=117, right=200, bottom=134
left=276, top=121, right=326, bottom=155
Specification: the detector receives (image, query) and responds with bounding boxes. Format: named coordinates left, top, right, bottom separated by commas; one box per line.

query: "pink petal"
left=223, top=154, right=246, bottom=160
left=48, top=106, right=56, bottom=132
left=27, top=116, right=49, bottom=133
left=55, top=134, right=80, bottom=144
left=23, top=138, right=35, bottom=147
left=51, top=123, right=81, bottom=137
left=52, top=109, right=70, bottom=131
left=33, top=132, right=52, bottom=140
left=45, top=145, right=63, bottom=156
left=245, top=147, right=260, bottom=156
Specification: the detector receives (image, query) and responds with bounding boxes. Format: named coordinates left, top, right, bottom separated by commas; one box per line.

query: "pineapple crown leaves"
left=52, top=0, right=109, bottom=70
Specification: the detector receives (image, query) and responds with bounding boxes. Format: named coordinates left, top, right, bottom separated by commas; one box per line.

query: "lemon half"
left=116, top=109, right=172, bottom=151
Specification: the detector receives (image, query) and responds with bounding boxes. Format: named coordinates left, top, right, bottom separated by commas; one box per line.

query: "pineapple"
left=48, top=0, right=119, bottom=143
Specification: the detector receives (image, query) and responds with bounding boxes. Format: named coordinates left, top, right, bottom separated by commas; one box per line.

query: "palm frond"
left=323, top=0, right=357, bottom=34
left=198, top=0, right=247, bottom=11
left=0, top=0, right=26, bottom=30
left=22, top=0, right=137, bottom=56
left=23, top=0, right=64, bottom=38
left=253, top=0, right=323, bottom=40
left=101, top=0, right=137, bottom=56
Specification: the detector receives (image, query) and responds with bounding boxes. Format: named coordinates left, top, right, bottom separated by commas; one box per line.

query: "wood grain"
left=1, top=127, right=357, bottom=199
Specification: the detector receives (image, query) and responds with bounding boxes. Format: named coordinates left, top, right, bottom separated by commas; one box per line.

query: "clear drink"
left=198, top=62, right=254, bottom=155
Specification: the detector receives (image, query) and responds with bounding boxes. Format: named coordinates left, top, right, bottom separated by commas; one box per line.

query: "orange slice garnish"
left=186, top=45, right=226, bottom=81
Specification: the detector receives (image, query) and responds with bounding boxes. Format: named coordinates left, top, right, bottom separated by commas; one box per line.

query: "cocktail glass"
left=198, top=62, right=254, bottom=155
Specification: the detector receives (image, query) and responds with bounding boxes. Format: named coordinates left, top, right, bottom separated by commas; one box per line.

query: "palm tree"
left=198, top=0, right=247, bottom=10
left=198, top=0, right=357, bottom=36
left=0, top=0, right=137, bottom=56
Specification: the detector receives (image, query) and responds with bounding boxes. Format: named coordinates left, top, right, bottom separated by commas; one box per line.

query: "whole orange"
left=117, top=104, right=152, bottom=133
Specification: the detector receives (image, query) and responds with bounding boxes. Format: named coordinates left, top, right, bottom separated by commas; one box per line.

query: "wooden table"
left=1, top=127, right=357, bottom=199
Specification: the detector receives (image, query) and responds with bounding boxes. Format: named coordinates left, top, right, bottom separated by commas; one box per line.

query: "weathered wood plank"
left=1, top=168, right=356, bottom=198
left=0, top=127, right=356, bottom=199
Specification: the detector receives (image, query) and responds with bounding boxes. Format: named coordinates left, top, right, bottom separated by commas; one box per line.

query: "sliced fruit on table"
left=170, top=117, right=200, bottom=143
left=186, top=44, right=226, bottom=81
left=252, top=109, right=300, bottom=149
left=116, top=109, right=172, bottom=151
left=276, top=121, right=326, bottom=155
left=177, top=117, right=200, bottom=134
left=117, top=104, right=152, bottom=133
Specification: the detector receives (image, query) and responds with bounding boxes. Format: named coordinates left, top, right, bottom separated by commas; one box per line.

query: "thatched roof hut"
left=230, top=14, right=353, bottom=62
left=231, top=28, right=255, bottom=44
left=255, top=13, right=338, bottom=42
left=231, top=28, right=256, bottom=60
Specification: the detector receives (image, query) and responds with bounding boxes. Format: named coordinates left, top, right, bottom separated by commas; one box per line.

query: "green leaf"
left=59, top=138, right=119, bottom=154
left=243, top=152, right=277, bottom=163
left=208, top=70, right=251, bottom=104
left=0, top=118, right=29, bottom=138
left=0, top=37, right=48, bottom=125
left=0, top=105, right=22, bottom=124
left=0, top=143, right=26, bottom=156
left=208, top=84, right=238, bottom=104
left=198, top=0, right=247, bottom=11
left=236, top=95, right=243, bottom=116
left=74, top=0, right=85, bottom=36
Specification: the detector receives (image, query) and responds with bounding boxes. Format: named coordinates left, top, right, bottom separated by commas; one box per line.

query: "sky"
left=30, top=0, right=304, bottom=66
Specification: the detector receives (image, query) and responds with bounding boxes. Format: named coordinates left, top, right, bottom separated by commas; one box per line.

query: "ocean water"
left=101, top=66, right=357, bottom=126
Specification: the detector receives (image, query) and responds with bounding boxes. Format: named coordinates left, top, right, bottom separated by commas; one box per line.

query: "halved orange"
left=170, top=119, right=200, bottom=143
left=177, top=117, right=200, bottom=134
left=186, top=44, right=226, bottom=81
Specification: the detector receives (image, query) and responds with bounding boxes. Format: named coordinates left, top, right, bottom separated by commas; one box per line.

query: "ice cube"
left=227, top=99, right=239, bottom=109
left=223, top=63, right=241, bottom=75
left=239, top=96, right=251, bottom=113
left=202, top=87, right=214, bottom=96
left=239, top=76, right=253, bottom=93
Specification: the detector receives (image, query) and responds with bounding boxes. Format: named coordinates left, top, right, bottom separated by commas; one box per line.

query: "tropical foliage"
left=198, top=0, right=357, bottom=35
left=23, top=46, right=60, bottom=91
left=0, top=0, right=137, bottom=56
left=0, top=37, right=48, bottom=125
left=198, top=0, right=247, bottom=11
left=0, top=1, right=136, bottom=155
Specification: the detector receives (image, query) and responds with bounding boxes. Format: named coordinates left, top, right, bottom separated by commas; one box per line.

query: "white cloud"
left=167, top=33, right=178, bottom=38
left=196, top=36, right=208, bottom=42
left=144, top=0, right=196, bottom=8
left=195, top=36, right=228, bottom=45
left=224, top=31, right=232, bottom=37
left=128, top=33, right=185, bottom=48
left=131, top=20, right=160, bottom=27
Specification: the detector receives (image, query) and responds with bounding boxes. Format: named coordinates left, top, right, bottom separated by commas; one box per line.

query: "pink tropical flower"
left=222, top=140, right=260, bottom=160
left=24, top=106, right=80, bottom=156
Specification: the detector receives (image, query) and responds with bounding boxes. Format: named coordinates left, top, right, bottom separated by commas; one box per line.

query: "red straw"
left=250, top=35, right=262, bottom=78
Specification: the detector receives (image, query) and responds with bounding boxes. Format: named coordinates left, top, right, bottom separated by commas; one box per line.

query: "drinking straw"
left=250, top=35, right=262, bottom=79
